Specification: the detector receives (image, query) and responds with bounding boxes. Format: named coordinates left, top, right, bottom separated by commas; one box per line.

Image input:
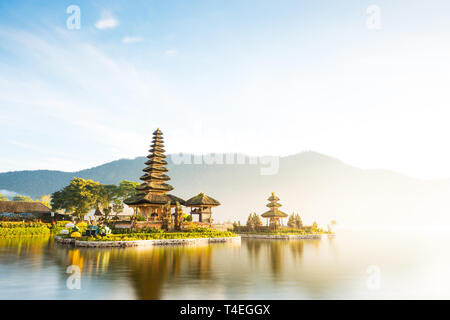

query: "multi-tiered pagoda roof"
left=124, top=129, right=185, bottom=206
left=261, top=192, right=288, bottom=218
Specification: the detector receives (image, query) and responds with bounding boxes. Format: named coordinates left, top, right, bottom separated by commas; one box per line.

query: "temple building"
left=185, top=193, right=220, bottom=224
left=124, top=128, right=220, bottom=229
left=124, top=129, right=185, bottom=227
left=261, top=192, right=288, bottom=228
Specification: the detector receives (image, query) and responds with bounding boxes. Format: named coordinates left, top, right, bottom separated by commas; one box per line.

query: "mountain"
left=1, top=151, right=449, bottom=226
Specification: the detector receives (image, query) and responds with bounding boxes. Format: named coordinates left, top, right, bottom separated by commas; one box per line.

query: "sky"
left=1, top=0, right=450, bottom=179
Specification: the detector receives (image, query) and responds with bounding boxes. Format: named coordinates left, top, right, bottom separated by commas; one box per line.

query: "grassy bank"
left=0, top=226, right=50, bottom=238
left=236, top=229, right=333, bottom=236
left=0, top=221, right=66, bottom=238
left=72, top=230, right=237, bottom=242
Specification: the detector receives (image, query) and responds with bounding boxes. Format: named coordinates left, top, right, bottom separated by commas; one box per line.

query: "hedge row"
left=0, top=227, right=51, bottom=237
left=80, top=230, right=237, bottom=241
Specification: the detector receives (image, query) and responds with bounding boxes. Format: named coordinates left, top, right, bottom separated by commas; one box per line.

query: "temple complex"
left=261, top=192, right=288, bottom=228
left=124, top=128, right=220, bottom=229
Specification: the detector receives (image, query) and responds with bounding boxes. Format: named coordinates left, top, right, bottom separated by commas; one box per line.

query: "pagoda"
left=124, top=129, right=185, bottom=224
left=261, top=192, right=288, bottom=228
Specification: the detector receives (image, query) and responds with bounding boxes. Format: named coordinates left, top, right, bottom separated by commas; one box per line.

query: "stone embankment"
left=239, top=234, right=335, bottom=240
left=54, top=235, right=241, bottom=247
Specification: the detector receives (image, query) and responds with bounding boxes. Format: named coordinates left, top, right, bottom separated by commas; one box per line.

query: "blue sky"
left=1, top=1, right=450, bottom=179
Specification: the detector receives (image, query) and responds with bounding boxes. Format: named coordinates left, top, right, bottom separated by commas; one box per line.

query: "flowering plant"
left=98, top=226, right=111, bottom=236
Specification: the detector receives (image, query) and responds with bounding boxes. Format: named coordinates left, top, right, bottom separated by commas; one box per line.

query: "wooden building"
left=185, top=193, right=220, bottom=224
left=261, top=192, right=288, bottom=228
left=0, top=201, right=51, bottom=218
left=0, top=201, right=67, bottom=222
left=124, top=129, right=185, bottom=228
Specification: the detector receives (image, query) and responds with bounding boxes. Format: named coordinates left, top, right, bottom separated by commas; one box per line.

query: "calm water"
left=1, top=228, right=450, bottom=299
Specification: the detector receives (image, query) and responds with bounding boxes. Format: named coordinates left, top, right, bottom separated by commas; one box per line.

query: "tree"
left=327, top=220, right=337, bottom=233
left=96, top=184, right=121, bottom=221
left=117, top=180, right=140, bottom=199
left=253, top=213, right=262, bottom=229
left=13, top=195, right=33, bottom=202
left=288, top=213, right=303, bottom=229
left=0, top=193, right=8, bottom=201
left=246, top=213, right=254, bottom=230
left=51, top=178, right=141, bottom=222
left=51, top=178, right=101, bottom=219
left=287, top=214, right=296, bottom=228
left=37, top=195, right=51, bottom=208
left=114, top=180, right=140, bottom=219
left=294, top=214, right=303, bottom=229
left=246, top=212, right=262, bottom=231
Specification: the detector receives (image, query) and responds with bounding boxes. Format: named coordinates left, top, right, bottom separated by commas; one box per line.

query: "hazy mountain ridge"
left=1, top=151, right=449, bottom=225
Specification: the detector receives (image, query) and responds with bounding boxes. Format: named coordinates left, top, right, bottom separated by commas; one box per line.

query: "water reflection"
left=1, top=231, right=447, bottom=299
left=50, top=243, right=217, bottom=299
left=124, top=245, right=214, bottom=299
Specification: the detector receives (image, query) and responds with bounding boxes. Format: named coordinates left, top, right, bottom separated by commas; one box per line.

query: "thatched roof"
left=148, top=150, right=166, bottom=157
left=136, top=182, right=174, bottom=193
left=185, top=193, right=221, bottom=207
left=143, top=165, right=168, bottom=173
left=261, top=209, right=288, bottom=218
left=0, top=201, right=51, bottom=214
left=261, top=192, right=287, bottom=218
left=145, top=158, right=168, bottom=166
left=124, top=193, right=185, bottom=206
left=153, top=128, right=163, bottom=135
left=267, top=192, right=280, bottom=201
left=140, top=173, right=171, bottom=182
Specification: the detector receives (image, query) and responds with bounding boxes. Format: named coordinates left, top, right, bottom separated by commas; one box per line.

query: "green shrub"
left=135, top=215, right=146, bottom=221
left=80, top=230, right=237, bottom=242
left=0, top=227, right=51, bottom=237
left=0, top=221, right=75, bottom=237
left=0, top=221, right=48, bottom=228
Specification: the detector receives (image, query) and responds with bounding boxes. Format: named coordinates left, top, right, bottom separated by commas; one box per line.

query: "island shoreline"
left=54, top=235, right=241, bottom=247
left=238, top=234, right=335, bottom=240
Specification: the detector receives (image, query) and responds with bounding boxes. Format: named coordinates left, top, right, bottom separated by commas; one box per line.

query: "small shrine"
left=185, top=193, right=221, bottom=224
left=261, top=192, right=288, bottom=228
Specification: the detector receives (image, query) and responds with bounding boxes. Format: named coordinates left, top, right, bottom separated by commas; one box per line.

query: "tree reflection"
left=289, top=240, right=304, bottom=261
left=244, top=239, right=262, bottom=265
left=0, top=236, right=50, bottom=268
left=51, top=243, right=214, bottom=299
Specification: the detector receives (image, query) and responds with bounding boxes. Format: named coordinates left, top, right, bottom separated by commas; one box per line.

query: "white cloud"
left=122, top=36, right=143, bottom=44
left=0, top=28, right=191, bottom=172
left=164, top=49, right=178, bottom=56
left=0, top=190, right=20, bottom=199
left=95, top=14, right=119, bottom=30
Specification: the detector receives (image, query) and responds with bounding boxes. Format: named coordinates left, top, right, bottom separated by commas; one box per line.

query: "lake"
left=1, top=228, right=449, bottom=299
